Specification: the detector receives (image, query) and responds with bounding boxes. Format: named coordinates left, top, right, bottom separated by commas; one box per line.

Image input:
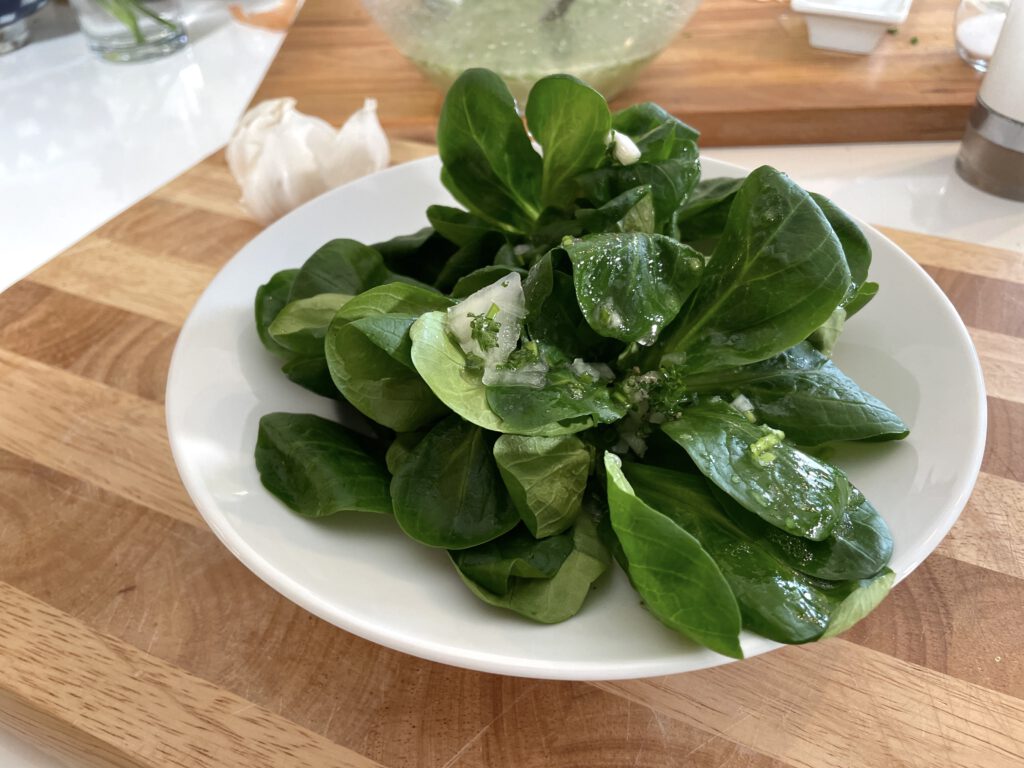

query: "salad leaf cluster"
left=252, top=68, right=908, bottom=658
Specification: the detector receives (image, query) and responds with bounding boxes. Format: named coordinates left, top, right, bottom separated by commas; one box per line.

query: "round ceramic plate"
left=166, top=156, right=986, bottom=680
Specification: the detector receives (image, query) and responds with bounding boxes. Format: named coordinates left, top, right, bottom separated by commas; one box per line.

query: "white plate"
left=166, top=156, right=986, bottom=680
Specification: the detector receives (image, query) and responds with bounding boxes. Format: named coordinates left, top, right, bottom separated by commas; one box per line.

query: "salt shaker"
left=955, top=0, right=1024, bottom=201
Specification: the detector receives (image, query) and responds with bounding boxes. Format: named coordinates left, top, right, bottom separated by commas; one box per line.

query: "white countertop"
left=0, top=0, right=283, bottom=291
left=0, top=3, right=1022, bottom=764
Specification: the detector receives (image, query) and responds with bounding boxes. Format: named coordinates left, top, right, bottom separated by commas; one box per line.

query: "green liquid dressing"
left=369, top=0, right=698, bottom=98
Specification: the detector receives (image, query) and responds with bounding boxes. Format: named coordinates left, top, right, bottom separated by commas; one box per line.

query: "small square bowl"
left=791, top=0, right=914, bottom=54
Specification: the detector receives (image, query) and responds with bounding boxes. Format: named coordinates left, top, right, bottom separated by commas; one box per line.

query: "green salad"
left=252, top=68, right=908, bottom=658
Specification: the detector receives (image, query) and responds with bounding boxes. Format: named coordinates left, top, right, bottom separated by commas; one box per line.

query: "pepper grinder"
left=955, top=0, right=1024, bottom=201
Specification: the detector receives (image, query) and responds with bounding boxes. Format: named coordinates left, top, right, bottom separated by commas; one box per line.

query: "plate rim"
left=166, top=154, right=987, bottom=680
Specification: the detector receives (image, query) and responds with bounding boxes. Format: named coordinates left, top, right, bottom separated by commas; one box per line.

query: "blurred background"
left=0, top=0, right=284, bottom=289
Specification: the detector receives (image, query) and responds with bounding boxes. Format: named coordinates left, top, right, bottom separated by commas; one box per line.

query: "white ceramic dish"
left=166, top=155, right=986, bottom=680
left=791, top=0, right=913, bottom=54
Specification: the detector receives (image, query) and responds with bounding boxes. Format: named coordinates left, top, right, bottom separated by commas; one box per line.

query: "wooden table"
left=2, top=1, right=1022, bottom=766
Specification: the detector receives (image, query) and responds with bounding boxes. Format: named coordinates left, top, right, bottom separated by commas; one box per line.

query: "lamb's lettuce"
left=252, top=68, right=907, bottom=658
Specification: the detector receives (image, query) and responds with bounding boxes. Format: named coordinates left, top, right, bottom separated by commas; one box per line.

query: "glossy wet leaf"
left=845, top=281, right=879, bottom=317
left=391, top=416, right=518, bottom=548
left=577, top=147, right=701, bottom=235
left=572, top=186, right=654, bottom=235
left=255, top=413, right=392, bottom=517
left=493, top=434, right=591, bottom=537
left=605, top=453, right=743, bottom=658
left=681, top=342, right=908, bottom=445
left=662, top=400, right=849, bottom=540
left=656, top=166, right=850, bottom=373
left=716, top=483, right=893, bottom=581
left=522, top=252, right=603, bottom=357
left=486, top=349, right=625, bottom=433
left=622, top=462, right=892, bottom=643
left=563, top=232, right=703, bottom=344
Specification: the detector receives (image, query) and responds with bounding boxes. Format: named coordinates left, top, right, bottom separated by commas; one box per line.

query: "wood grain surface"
left=254, top=0, right=981, bottom=146
left=2, top=1, right=1021, bottom=765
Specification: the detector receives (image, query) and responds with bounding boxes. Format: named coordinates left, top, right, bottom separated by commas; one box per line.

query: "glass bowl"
left=361, top=0, right=702, bottom=100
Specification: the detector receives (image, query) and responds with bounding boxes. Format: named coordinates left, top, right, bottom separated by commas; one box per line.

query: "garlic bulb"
left=607, top=129, right=642, bottom=166
left=226, top=97, right=390, bottom=224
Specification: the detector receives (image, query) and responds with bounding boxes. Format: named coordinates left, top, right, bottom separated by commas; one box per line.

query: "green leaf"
left=716, top=484, right=893, bottom=581
left=656, top=167, right=850, bottom=373
left=372, top=226, right=458, bottom=286
left=451, top=513, right=609, bottom=623
left=562, top=232, right=703, bottom=344
left=255, top=413, right=392, bottom=517
left=605, top=453, right=743, bottom=658
left=279, top=355, right=339, bottom=399
left=437, top=68, right=543, bottom=232
left=810, top=193, right=871, bottom=290
left=391, top=416, right=519, bottom=549
left=335, top=282, right=454, bottom=320
left=806, top=306, right=846, bottom=357
left=289, top=239, right=395, bottom=301
left=522, top=252, right=603, bottom=358
left=434, top=231, right=508, bottom=292
left=385, top=431, right=426, bottom=475
left=611, top=102, right=699, bottom=161
left=674, top=176, right=744, bottom=243
left=572, top=186, right=653, bottom=235
left=526, top=74, right=612, bottom=211
left=325, top=284, right=453, bottom=431
left=451, top=525, right=573, bottom=595
left=576, top=147, right=700, bottom=235
left=255, top=269, right=300, bottom=358
left=681, top=342, right=909, bottom=445
left=621, top=462, right=892, bottom=643
left=486, top=348, right=625, bottom=433
left=409, top=311, right=595, bottom=436
left=662, top=400, right=849, bottom=540
left=804, top=193, right=872, bottom=348
left=493, top=434, right=591, bottom=537
left=410, top=311, right=507, bottom=432
left=268, top=293, right=351, bottom=356
left=821, top=568, right=895, bottom=638
left=427, top=205, right=497, bottom=246
left=845, top=281, right=879, bottom=317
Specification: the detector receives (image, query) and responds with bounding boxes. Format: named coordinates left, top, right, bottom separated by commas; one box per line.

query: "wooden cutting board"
left=0, top=140, right=1022, bottom=767
left=256, top=0, right=982, bottom=146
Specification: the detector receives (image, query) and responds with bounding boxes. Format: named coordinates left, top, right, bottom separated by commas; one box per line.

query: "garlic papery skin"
left=607, top=129, right=642, bottom=166
left=227, top=98, right=390, bottom=224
